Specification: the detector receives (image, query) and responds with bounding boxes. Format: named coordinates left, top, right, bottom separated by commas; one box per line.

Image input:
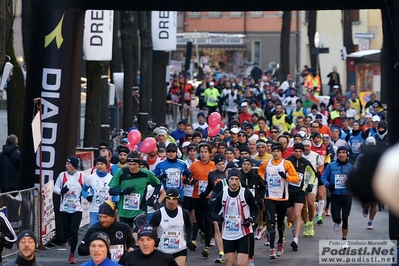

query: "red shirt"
left=239, top=113, right=253, bottom=125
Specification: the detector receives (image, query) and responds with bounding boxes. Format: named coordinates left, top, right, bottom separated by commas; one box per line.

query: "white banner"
left=151, top=11, right=177, bottom=51
left=41, top=180, right=56, bottom=246
left=83, top=10, right=114, bottom=61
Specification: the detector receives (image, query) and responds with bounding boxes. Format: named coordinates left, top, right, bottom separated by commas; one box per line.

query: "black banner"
left=20, top=1, right=84, bottom=242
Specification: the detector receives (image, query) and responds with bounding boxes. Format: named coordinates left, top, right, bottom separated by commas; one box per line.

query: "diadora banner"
left=20, top=1, right=85, bottom=188
left=151, top=11, right=177, bottom=51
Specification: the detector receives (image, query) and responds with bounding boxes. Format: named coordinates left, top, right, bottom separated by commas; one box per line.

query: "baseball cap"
left=365, top=113, right=373, bottom=119
left=372, top=115, right=381, bottom=122
left=322, top=134, right=330, bottom=140
left=365, top=137, right=376, bottom=145
left=209, top=81, right=214, bottom=86
left=315, top=114, right=323, bottom=120
left=241, top=102, right=248, bottom=107
left=182, top=141, right=191, bottom=148
left=230, top=128, right=240, bottom=134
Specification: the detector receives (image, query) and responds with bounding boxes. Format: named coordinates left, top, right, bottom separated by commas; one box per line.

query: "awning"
left=347, top=50, right=380, bottom=62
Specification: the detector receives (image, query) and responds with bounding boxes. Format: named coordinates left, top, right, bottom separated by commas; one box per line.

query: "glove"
left=306, top=184, right=313, bottom=193
left=328, top=183, right=335, bottom=191
left=146, top=196, right=156, bottom=207
left=60, top=186, right=69, bottom=194
left=187, top=241, right=196, bottom=251
left=278, top=171, right=287, bottom=179
left=0, top=233, right=7, bottom=242
left=153, top=202, right=161, bottom=210
left=159, top=173, right=168, bottom=181
left=183, top=174, right=192, bottom=185
left=244, top=217, right=254, bottom=227
left=214, top=215, right=224, bottom=223
left=122, top=187, right=134, bottom=195
left=86, top=195, right=93, bottom=202
left=315, top=171, right=322, bottom=178
left=199, top=192, right=207, bottom=199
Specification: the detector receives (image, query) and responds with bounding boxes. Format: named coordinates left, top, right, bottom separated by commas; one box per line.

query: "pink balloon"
left=208, top=125, right=221, bottom=137
left=208, top=112, right=222, bottom=127
left=133, top=145, right=139, bottom=151
left=140, top=137, right=157, bottom=153
left=126, top=142, right=135, bottom=151
left=128, top=130, right=142, bottom=145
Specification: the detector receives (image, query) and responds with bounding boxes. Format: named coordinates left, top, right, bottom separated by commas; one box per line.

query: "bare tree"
left=280, top=11, right=291, bottom=82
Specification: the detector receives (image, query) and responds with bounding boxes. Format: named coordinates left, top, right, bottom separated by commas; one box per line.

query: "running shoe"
left=317, top=216, right=323, bottom=225
left=325, top=207, right=331, bottom=216
left=276, top=243, right=284, bottom=257
left=363, top=208, right=369, bottom=218
left=290, top=240, right=298, bottom=251
left=210, top=237, right=215, bottom=246
left=367, top=222, right=373, bottom=230
left=303, top=222, right=309, bottom=236
left=248, top=259, right=255, bottom=266
left=264, top=230, right=270, bottom=246
left=285, top=217, right=292, bottom=228
left=333, top=223, right=341, bottom=235
left=341, top=240, right=349, bottom=249
left=200, top=231, right=206, bottom=244
left=68, top=254, right=76, bottom=264
left=255, top=227, right=264, bottom=240
left=269, top=248, right=277, bottom=259
left=191, top=240, right=197, bottom=250
left=202, top=246, right=210, bottom=258
left=308, top=221, right=314, bottom=236
left=215, top=254, right=225, bottom=263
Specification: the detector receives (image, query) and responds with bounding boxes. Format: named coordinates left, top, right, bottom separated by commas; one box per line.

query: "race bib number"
left=351, top=142, right=361, bottom=154
left=167, top=173, right=181, bottom=188
left=291, top=173, right=303, bottom=188
left=162, top=231, right=181, bottom=250
left=95, top=189, right=110, bottom=206
left=334, top=174, right=347, bottom=189
left=64, top=199, right=77, bottom=212
left=110, top=244, right=124, bottom=261
left=267, top=174, right=282, bottom=188
left=184, top=92, right=191, bottom=100
left=225, top=215, right=241, bottom=232
left=198, top=181, right=208, bottom=195
left=123, top=193, right=140, bottom=210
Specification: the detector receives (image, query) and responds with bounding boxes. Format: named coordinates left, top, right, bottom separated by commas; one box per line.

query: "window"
left=187, top=12, right=200, bottom=18
left=253, top=41, right=261, bottom=65
left=208, top=11, right=221, bottom=18
left=229, top=11, right=242, bottom=18
left=250, top=11, right=263, bottom=18
left=351, top=10, right=360, bottom=23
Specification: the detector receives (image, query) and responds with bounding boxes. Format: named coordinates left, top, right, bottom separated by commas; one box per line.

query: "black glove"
left=183, top=174, right=192, bottom=185
left=122, top=187, right=134, bottom=195
left=306, top=184, right=313, bottom=193
left=244, top=217, right=254, bottom=227
left=214, top=215, right=224, bottom=223
left=278, top=171, right=287, bottom=179
left=159, top=173, right=168, bottom=181
left=328, top=183, right=335, bottom=192
left=146, top=196, right=156, bottom=207
left=86, top=195, right=93, bottom=202
left=153, top=202, right=161, bottom=210
left=187, top=241, right=196, bottom=251
left=316, top=171, right=321, bottom=178
left=60, top=186, right=69, bottom=194
left=199, top=192, right=207, bottom=199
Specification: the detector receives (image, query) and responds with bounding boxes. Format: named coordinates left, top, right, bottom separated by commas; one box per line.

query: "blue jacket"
left=321, top=160, right=354, bottom=195
left=81, top=257, right=119, bottom=266
left=153, top=158, right=191, bottom=198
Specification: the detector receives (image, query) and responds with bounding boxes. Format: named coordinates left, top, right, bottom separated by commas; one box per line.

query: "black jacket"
left=0, top=144, right=20, bottom=193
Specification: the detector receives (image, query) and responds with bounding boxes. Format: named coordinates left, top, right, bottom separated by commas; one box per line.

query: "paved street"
left=1, top=199, right=391, bottom=265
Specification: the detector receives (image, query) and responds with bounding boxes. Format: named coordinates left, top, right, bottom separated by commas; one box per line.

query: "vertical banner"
left=41, top=181, right=56, bottom=245
left=20, top=0, right=85, bottom=242
left=151, top=11, right=177, bottom=51
left=83, top=10, right=114, bottom=61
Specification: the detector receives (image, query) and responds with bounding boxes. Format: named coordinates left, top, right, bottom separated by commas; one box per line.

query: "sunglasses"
left=166, top=196, right=179, bottom=200
left=270, top=131, right=278, bottom=134
left=167, top=150, right=177, bottom=153
left=238, top=134, right=246, bottom=137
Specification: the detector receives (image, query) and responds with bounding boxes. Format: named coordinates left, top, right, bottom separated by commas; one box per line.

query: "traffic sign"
left=355, top=33, right=375, bottom=39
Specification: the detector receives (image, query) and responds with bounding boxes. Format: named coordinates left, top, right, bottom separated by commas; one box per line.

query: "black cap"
left=166, top=143, right=178, bottom=151
left=227, top=169, right=240, bottom=179
left=187, top=144, right=198, bottom=151
left=271, top=143, right=283, bottom=152
left=178, top=119, right=187, bottom=125
left=139, top=160, right=150, bottom=170
left=226, top=146, right=235, bottom=153
left=312, top=132, right=321, bottom=138
left=118, top=146, right=130, bottom=154
left=315, top=114, right=323, bottom=119
left=241, top=156, right=253, bottom=165
left=165, top=187, right=180, bottom=198
left=239, top=145, right=250, bottom=154
left=94, top=156, right=108, bottom=166
left=17, top=230, right=37, bottom=247
left=226, top=162, right=239, bottom=169
left=99, top=201, right=116, bottom=217
left=213, top=154, right=225, bottom=164
left=293, top=143, right=305, bottom=151
left=192, top=131, right=202, bottom=139
left=138, top=224, right=157, bottom=242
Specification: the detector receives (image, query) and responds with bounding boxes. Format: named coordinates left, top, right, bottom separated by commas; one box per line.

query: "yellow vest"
left=272, top=114, right=290, bottom=133
left=291, top=108, right=306, bottom=121
left=349, top=99, right=361, bottom=119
